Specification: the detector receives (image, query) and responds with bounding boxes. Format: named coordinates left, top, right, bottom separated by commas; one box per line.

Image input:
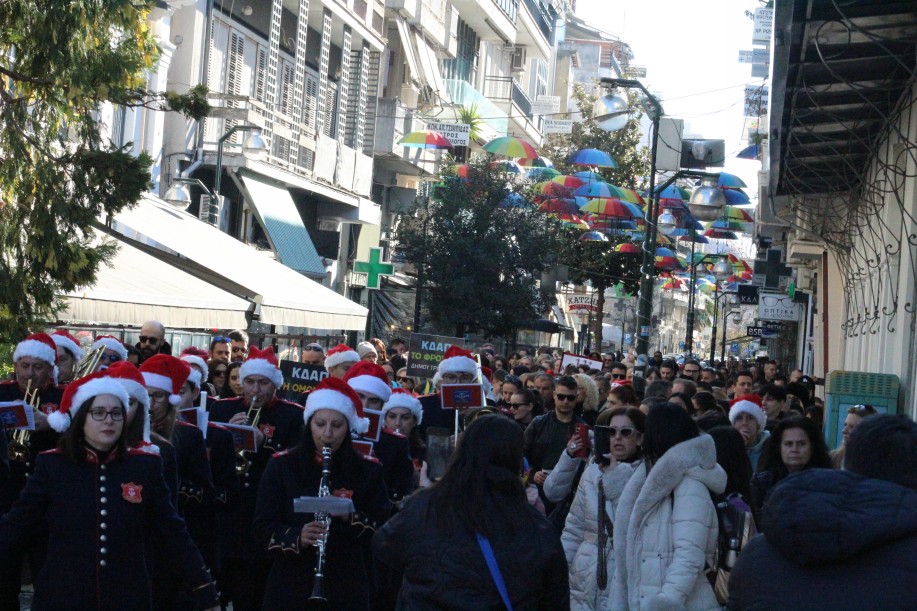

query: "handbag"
left=476, top=532, right=514, bottom=611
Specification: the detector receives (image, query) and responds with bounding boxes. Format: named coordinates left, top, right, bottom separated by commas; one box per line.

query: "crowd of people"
left=0, top=326, right=915, bottom=610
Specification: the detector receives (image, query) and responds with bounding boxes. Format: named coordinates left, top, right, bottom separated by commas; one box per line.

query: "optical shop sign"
left=758, top=293, right=802, bottom=322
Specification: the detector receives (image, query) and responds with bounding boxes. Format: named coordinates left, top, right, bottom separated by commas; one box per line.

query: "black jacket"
left=253, top=446, right=389, bottom=610
left=0, top=447, right=217, bottom=611
left=729, top=469, right=917, bottom=610
left=373, top=490, right=570, bottom=610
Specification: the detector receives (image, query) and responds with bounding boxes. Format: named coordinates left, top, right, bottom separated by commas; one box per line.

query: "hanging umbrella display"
left=538, top=199, right=580, bottom=214
left=499, top=192, right=529, bottom=208
left=483, top=135, right=539, bottom=159
left=580, top=198, right=635, bottom=217
left=569, top=148, right=618, bottom=168
left=550, top=213, right=590, bottom=229
left=717, top=172, right=748, bottom=188
left=527, top=167, right=561, bottom=180
left=397, top=130, right=453, bottom=149
left=516, top=156, right=553, bottom=167
left=579, top=230, right=608, bottom=242
left=572, top=170, right=605, bottom=182
left=703, top=228, right=739, bottom=240
left=574, top=181, right=619, bottom=198
left=661, top=277, right=686, bottom=290
left=721, top=188, right=751, bottom=205
left=550, top=175, right=587, bottom=188
left=491, top=159, right=524, bottom=174
left=614, top=187, right=646, bottom=205
left=534, top=181, right=573, bottom=196
left=626, top=231, right=672, bottom=246
left=615, top=242, right=642, bottom=253
left=590, top=218, right=638, bottom=231
left=724, top=205, right=754, bottom=222
left=708, top=219, right=747, bottom=231
left=678, top=233, right=709, bottom=244
left=737, top=144, right=761, bottom=160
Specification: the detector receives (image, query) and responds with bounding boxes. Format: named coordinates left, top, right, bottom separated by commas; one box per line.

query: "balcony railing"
left=483, top=75, right=533, bottom=118
left=494, top=0, right=518, bottom=23
left=445, top=79, right=508, bottom=136
left=522, top=0, right=554, bottom=41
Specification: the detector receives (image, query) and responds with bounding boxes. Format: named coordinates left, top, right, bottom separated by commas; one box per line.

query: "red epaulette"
left=127, top=447, right=158, bottom=457
left=361, top=453, right=381, bottom=463
left=276, top=397, right=305, bottom=410
left=0, top=380, right=16, bottom=386
left=381, top=427, right=406, bottom=439
left=207, top=421, right=229, bottom=431
left=39, top=448, right=62, bottom=455
left=271, top=449, right=293, bottom=458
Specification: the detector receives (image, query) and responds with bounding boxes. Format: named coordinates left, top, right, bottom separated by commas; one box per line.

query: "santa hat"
left=91, top=335, right=128, bottom=361
left=325, top=344, right=359, bottom=369
left=729, top=394, right=766, bottom=430
left=611, top=379, right=633, bottom=389
left=48, top=371, right=130, bottom=433
left=51, top=330, right=84, bottom=361
left=104, top=362, right=157, bottom=453
left=239, top=346, right=283, bottom=388
left=382, top=388, right=423, bottom=425
left=14, top=333, right=59, bottom=384
left=344, top=361, right=392, bottom=402
left=432, top=345, right=477, bottom=385
left=139, top=355, right=190, bottom=406
left=356, top=341, right=378, bottom=360
left=180, top=353, right=208, bottom=389
left=304, top=377, right=369, bottom=434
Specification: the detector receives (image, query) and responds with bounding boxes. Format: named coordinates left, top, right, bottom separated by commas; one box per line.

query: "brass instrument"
left=72, top=345, right=104, bottom=379
left=235, top=396, right=264, bottom=475
left=306, top=445, right=333, bottom=610
left=8, top=379, right=39, bottom=463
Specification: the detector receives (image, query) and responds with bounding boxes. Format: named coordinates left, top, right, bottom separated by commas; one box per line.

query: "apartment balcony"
left=482, top=75, right=541, bottom=144
left=516, top=0, right=554, bottom=61
left=445, top=78, right=508, bottom=140
left=450, top=0, right=517, bottom=44
left=387, top=0, right=450, bottom=48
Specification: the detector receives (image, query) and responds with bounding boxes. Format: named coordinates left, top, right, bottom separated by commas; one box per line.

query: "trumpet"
left=235, top=395, right=264, bottom=475
left=72, top=345, right=104, bottom=379
left=8, top=379, right=39, bottom=463
left=306, top=445, right=332, bottom=610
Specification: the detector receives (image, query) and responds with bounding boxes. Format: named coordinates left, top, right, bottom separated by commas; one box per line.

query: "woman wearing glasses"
left=90, top=335, right=129, bottom=372
left=0, top=372, right=219, bottom=611
left=562, top=407, right=644, bottom=611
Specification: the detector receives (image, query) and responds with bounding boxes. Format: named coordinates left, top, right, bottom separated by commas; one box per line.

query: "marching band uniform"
left=0, top=372, right=218, bottom=611
left=208, top=347, right=304, bottom=611
left=253, top=377, right=389, bottom=611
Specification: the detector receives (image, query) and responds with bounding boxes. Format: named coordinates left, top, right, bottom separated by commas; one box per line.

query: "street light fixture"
left=684, top=254, right=732, bottom=355
left=164, top=177, right=216, bottom=221
left=710, top=288, right=739, bottom=363
left=214, top=124, right=268, bottom=195
left=688, top=175, right=728, bottom=221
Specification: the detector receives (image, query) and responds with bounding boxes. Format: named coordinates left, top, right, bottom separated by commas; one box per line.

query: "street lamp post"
left=710, top=288, right=738, bottom=363
left=686, top=254, right=732, bottom=355
left=721, top=308, right=742, bottom=364
left=214, top=124, right=268, bottom=195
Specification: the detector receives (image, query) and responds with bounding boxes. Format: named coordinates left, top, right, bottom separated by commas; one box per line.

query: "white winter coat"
left=562, top=461, right=634, bottom=611
left=611, top=434, right=726, bottom=611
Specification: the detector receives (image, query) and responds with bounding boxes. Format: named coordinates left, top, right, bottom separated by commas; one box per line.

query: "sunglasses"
left=138, top=336, right=160, bottom=344
left=611, top=373, right=626, bottom=379
left=398, top=376, right=412, bottom=383
left=508, top=403, right=530, bottom=409
left=213, top=336, right=230, bottom=343
left=304, top=345, right=323, bottom=352
left=609, top=427, right=636, bottom=438
left=555, top=393, right=577, bottom=402
left=100, top=353, right=122, bottom=363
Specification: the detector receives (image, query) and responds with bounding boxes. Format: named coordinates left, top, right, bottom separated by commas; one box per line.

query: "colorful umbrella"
left=708, top=219, right=747, bottom=231
left=398, top=130, right=453, bottom=149
left=579, top=230, right=608, bottom=242
left=538, top=199, right=580, bottom=214
left=678, top=234, right=709, bottom=244
left=572, top=170, right=605, bottom=183
left=590, top=218, right=638, bottom=231
left=722, top=188, right=751, bottom=205
left=737, top=144, right=761, bottom=160
left=483, top=136, right=539, bottom=159
left=580, top=198, right=636, bottom=217
left=717, top=172, right=748, bottom=188
left=614, top=187, right=646, bottom=205
left=499, top=192, right=529, bottom=208
left=703, top=228, right=739, bottom=240
left=615, top=242, right=641, bottom=254
left=534, top=181, right=573, bottom=196
left=574, top=182, right=619, bottom=198
left=654, top=184, right=690, bottom=200
left=491, top=159, right=524, bottom=174
left=569, top=148, right=618, bottom=168
left=452, top=163, right=471, bottom=179
left=661, top=277, right=686, bottom=290
left=527, top=167, right=561, bottom=180
left=550, top=213, right=590, bottom=229
left=550, top=175, right=587, bottom=188
left=724, top=206, right=754, bottom=222
left=516, top=156, right=553, bottom=168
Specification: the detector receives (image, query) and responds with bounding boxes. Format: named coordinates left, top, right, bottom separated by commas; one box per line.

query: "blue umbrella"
left=499, top=192, right=529, bottom=208
left=569, top=148, right=618, bottom=168
left=574, top=182, right=616, bottom=198
left=572, top=170, right=604, bottom=182
left=717, top=172, right=747, bottom=188
left=737, top=145, right=760, bottom=160
left=655, top=184, right=687, bottom=199
left=722, top=188, right=750, bottom=204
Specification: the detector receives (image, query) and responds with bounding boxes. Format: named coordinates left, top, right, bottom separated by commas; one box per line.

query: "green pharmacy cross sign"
left=354, top=247, right=395, bottom=290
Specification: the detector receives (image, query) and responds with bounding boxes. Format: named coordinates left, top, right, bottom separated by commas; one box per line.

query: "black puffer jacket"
left=728, top=469, right=917, bottom=610
left=373, top=490, right=569, bottom=610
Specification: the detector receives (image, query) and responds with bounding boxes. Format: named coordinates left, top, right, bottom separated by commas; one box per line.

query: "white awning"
left=394, top=16, right=422, bottom=87
left=413, top=29, right=450, bottom=104
left=110, top=195, right=368, bottom=331
left=60, top=231, right=250, bottom=329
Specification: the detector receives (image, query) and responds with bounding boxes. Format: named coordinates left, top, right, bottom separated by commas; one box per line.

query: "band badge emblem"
left=122, top=482, right=143, bottom=504
left=332, top=488, right=353, bottom=499
left=259, top=423, right=276, bottom=439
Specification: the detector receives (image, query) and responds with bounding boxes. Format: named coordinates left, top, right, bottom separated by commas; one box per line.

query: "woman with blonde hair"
left=573, top=373, right=600, bottom=427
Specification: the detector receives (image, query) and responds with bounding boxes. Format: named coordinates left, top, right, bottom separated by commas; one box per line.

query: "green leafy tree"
left=0, top=1, right=209, bottom=340
left=540, top=83, right=650, bottom=349
left=396, top=155, right=562, bottom=338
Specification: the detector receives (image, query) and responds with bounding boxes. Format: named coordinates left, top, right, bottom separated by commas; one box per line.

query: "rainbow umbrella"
left=615, top=242, right=641, bottom=253
left=516, top=156, right=553, bottom=167
left=550, top=175, right=587, bottom=188
left=626, top=231, right=673, bottom=246
left=580, top=198, right=635, bottom=217
left=722, top=188, right=751, bottom=205
left=590, top=218, right=638, bottom=231
left=491, top=159, right=524, bottom=174
left=724, top=206, right=754, bottom=222
left=614, top=187, right=646, bottom=205
left=527, top=167, right=561, bottom=180
left=572, top=170, right=605, bottom=182
left=708, top=219, right=747, bottom=231
left=550, top=213, right=590, bottom=229
left=661, top=277, right=686, bottom=290
left=729, top=254, right=752, bottom=272
left=483, top=136, right=539, bottom=159
left=534, top=181, right=573, bottom=196
left=703, top=228, right=739, bottom=240
left=579, top=230, right=608, bottom=242
left=538, top=199, right=580, bottom=214
left=398, top=130, right=453, bottom=149
left=717, top=172, right=748, bottom=188
left=654, top=184, right=691, bottom=200
left=570, top=148, right=618, bottom=168
left=574, top=182, right=618, bottom=198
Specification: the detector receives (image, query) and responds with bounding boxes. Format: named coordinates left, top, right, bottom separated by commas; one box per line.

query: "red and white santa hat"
left=344, top=361, right=392, bottom=402
left=239, top=345, right=283, bottom=388
left=14, top=333, right=59, bottom=384
left=103, top=361, right=157, bottom=453
left=48, top=371, right=130, bottom=433
left=432, top=345, right=477, bottom=385
left=728, top=394, right=766, bottom=430
left=139, top=354, right=190, bottom=406
left=50, top=330, right=84, bottom=361
left=180, top=347, right=209, bottom=389
left=304, top=377, right=369, bottom=434
left=91, top=335, right=128, bottom=361
left=382, top=388, right=423, bottom=425
left=325, top=344, right=359, bottom=369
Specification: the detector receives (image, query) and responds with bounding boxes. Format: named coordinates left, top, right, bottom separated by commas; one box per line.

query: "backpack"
left=708, top=493, right=757, bottom=605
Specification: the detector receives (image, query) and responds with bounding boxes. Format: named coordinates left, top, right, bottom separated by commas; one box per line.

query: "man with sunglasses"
left=135, top=320, right=170, bottom=364
left=90, top=335, right=129, bottom=372
left=609, top=362, right=628, bottom=382
left=523, top=375, right=586, bottom=514
left=300, top=342, right=325, bottom=366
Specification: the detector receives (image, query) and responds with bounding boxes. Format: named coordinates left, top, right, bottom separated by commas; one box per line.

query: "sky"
left=575, top=0, right=767, bottom=241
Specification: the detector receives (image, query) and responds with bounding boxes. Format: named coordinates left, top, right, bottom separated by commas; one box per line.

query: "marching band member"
left=417, top=345, right=482, bottom=433
left=0, top=372, right=219, bottom=611
left=50, top=330, right=83, bottom=385
left=381, top=389, right=426, bottom=484
left=89, top=335, right=128, bottom=372
left=208, top=346, right=304, bottom=611
left=253, top=377, right=389, bottom=610
left=324, top=344, right=360, bottom=379
left=0, top=333, right=64, bottom=610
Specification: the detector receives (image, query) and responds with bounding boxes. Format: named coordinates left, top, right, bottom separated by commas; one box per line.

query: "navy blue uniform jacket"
left=0, top=447, right=218, bottom=611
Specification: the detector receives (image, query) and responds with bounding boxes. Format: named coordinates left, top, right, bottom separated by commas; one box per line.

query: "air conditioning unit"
left=511, top=45, right=527, bottom=71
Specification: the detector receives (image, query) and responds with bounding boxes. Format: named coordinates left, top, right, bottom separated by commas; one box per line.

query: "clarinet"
left=306, top=445, right=333, bottom=610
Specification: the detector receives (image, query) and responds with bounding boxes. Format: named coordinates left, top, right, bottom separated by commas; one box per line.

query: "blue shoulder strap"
left=476, top=532, right=514, bottom=611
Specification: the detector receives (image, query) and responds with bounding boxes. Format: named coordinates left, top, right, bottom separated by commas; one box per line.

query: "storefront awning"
left=394, top=16, right=422, bottom=87
left=238, top=171, right=325, bottom=278
left=60, top=230, right=250, bottom=329
left=109, top=195, right=368, bottom=331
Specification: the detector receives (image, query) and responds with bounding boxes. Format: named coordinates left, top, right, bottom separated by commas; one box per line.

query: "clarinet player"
left=253, top=377, right=389, bottom=610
